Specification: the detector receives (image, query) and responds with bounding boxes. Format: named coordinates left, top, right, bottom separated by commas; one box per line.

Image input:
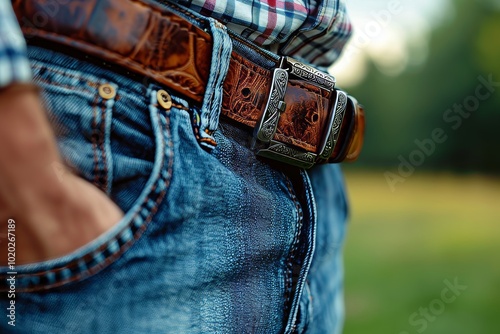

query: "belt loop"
left=197, top=18, right=233, bottom=150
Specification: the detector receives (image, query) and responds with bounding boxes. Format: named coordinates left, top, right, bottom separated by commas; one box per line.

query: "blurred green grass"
left=342, top=171, right=500, bottom=334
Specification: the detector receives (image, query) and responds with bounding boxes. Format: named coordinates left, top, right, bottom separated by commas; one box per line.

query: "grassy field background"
left=342, top=171, right=500, bottom=334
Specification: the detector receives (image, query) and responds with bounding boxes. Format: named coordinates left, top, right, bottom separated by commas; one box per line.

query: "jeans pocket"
left=0, top=57, right=173, bottom=292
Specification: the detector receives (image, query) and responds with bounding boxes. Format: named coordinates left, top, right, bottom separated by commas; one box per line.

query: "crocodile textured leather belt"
left=12, top=0, right=365, bottom=168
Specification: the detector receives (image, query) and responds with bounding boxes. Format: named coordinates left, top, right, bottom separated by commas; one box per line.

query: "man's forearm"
left=0, top=85, right=68, bottom=220
left=0, top=85, right=124, bottom=264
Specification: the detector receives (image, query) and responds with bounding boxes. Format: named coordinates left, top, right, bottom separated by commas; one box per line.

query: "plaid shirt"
left=179, top=0, right=352, bottom=67
left=0, top=0, right=351, bottom=88
left=0, top=0, right=32, bottom=88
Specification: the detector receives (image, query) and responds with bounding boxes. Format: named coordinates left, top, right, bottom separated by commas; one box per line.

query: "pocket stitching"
left=91, top=96, right=112, bottom=194
left=32, top=63, right=97, bottom=96
left=0, top=108, right=173, bottom=292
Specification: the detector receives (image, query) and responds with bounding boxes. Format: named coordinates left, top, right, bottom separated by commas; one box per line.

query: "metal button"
left=98, top=84, right=116, bottom=99
left=157, top=90, right=172, bottom=110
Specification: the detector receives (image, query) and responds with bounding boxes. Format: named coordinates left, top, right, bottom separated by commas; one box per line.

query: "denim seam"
left=283, top=175, right=304, bottom=320
left=203, top=34, right=223, bottom=131
left=198, top=19, right=232, bottom=149
left=308, top=279, right=314, bottom=323
left=103, top=97, right=116, bottom=195
left=34, top=75, right=95, bottom=96
left=0, top=107, right=173, bottom=293
left=296, top=280, right=313, bottom=334
left=31, top=64, right=97, bottom=95
left=91, top=95, right=101, bottom=190
left=99, top=101, right=110, bottom=194
left=283, top=170, right=319, bottom=334
left=33, top=63, right=92, bottom=81
left=288, top=170, right=318, bottom=334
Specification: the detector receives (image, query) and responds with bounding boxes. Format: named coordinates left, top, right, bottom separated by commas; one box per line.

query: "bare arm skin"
left=0, top=85, right=123, bottom=265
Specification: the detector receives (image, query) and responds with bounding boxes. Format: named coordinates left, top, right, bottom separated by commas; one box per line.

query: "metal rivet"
left=98, top=84, right=116, bottom=99
left=157, top=90, right=172, bottom=110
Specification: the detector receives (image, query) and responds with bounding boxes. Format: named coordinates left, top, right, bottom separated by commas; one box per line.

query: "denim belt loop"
left=197, top=18, right=233, bottom=150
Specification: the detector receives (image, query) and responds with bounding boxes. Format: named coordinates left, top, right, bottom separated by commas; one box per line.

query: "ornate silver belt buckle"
left=253, top=56, right=348, bottom=169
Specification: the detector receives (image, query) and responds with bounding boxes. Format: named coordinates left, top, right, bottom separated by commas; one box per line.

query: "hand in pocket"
left=0, top=85, right=123, bottom=265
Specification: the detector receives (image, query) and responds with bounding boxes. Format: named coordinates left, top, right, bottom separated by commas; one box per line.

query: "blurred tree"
left=346, top=0, right=500, bottom=175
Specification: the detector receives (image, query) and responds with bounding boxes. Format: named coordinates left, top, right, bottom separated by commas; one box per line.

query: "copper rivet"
left=98, top=84, right=116, bottom=99
left=157, top=90, right=172, bottom=110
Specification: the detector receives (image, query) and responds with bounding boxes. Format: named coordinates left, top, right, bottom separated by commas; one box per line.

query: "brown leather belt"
left=13, top=0, right=364, bottom=168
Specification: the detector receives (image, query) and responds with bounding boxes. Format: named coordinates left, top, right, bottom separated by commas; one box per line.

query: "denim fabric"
left=306, top=165, right=349, bottom=334
left=0, top=3, right=348, bottom=334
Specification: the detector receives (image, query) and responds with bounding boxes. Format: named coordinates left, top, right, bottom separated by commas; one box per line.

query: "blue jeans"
left=0, top=3, right=348, bottom=333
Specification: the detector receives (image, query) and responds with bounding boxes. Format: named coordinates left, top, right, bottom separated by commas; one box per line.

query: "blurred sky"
left=330, top=0, right=451, bottom=87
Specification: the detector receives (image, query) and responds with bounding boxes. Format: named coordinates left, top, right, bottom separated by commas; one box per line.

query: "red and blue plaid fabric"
left=0, top=0, right=351, bottom=88
left=179, top=0, right=352, bottom=66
